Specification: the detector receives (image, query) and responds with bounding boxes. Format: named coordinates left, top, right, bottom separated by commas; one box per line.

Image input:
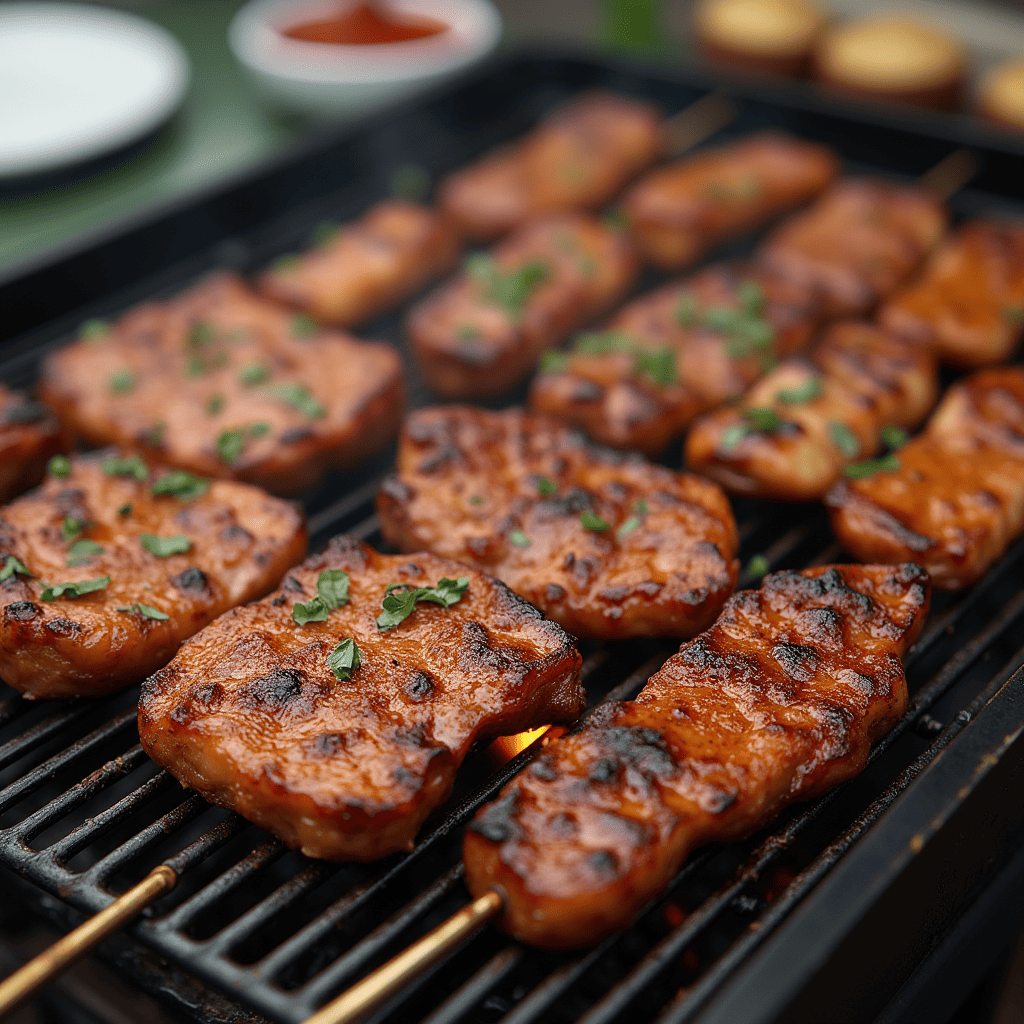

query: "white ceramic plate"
left=0, top=3, right=190, bottom=178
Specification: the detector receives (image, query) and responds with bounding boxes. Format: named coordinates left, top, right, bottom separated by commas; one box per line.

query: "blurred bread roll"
left=977, top=59, right=1024, bottom=130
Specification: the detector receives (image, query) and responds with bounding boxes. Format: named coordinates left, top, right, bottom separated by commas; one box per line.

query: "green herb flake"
left=536, top=476, right=558, bottom=496
left=239, top=362, right=271, bottom=386
left=881, top=425, right=910, bottom=451
left=187, top=320, right=215, bottom=348
left=151, top=470, right=210, bottom=502
left=844, top=453, right=901, bottom=478
left=327, top=638, right=362, bottom=681
left=60, top=516, right=84, bottom=542
left=118, top=504, right=132, bottom=517
left=616, top=514, right=642, bottom=539
left=0, top=556, right=30, bottom=582
left=312, top=221, right=339, bottom=247
left=720, top=423, right=750, bottom=452
left=108, top=368, right=137, bottom=396
left=142, top=422, right=166, bottom=447
left=101, top=454, right=148, bottom=481
left=747, top=554, right=770, bottom=578
left=508, top=529, right=531, bottom=548
left=391, top=163, right=430, bottom=202
left=736, top=280, right=765, bottom=315
left=117, top=602, right=169, bottom=621
left=455, top=323, right=481, bottom=343
left=467, top=494, right=485, bottom=506
left=291, top=314, right=319, bottom=339
left=66, top=539, right=104, bottom=567
left=80, top=319, right=109, bottom=343
left=139, top=534, right=192, bottom=558
left=267, top=383, right=326, bottom=419
left=217, top=423, right=270, bottom=465
left=580, top=510, right=610, bottom=532
left=376, top=575, right=469, bottom=631
left=675, top=291, right=699, bottom=327
left=743, top=407, right=782, bottom=432
left=39, top=576, right=110, bottom=601
left=829, top=421, right=860, bottom=458
left=273, top=255, right=300, bottom=276
left=1002, top=306, right=1024, bottom=325
left=602, top=209, right=629, bottom=232
left=292, top=569, right=351, bottom=625
left=205, top=393, right=226, bottom=416
left=48, top=455, right=71, bottom=479
left=777, top=376, right=822, bottom=404
left=635, top=348, right=677, bottom=386
left=468, top=254, right=550, bottom=321
left=539, top=350, right=570, bottom=373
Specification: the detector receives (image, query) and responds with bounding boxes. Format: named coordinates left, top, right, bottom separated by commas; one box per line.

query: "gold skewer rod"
left=303, top=889, right=503, bottom=1024
left=919, top=147, right=980, bottom=201
left=0, top=864, right=176, bottom=1019
left=663, top=92, right=738, bottom=156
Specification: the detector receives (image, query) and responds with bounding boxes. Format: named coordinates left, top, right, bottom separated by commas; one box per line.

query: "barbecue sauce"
left=282, top=3, right=447, bottom=45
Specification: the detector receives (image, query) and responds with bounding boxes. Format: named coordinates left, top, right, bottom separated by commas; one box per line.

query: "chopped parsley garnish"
left=571, top=331, right=677, bottom=385
left=777, top=376, right=822, bottom=404
left=376, top=576, right=469, bottom=631
left=151, top=470, right=210, bottom=502
left=720, top=422, right=751, bottom=452
left=675, top=291, right=698, bottom=327
left=0, top=556, right=30, bottom=582
left=616, top=498, right=650, bottom=539
left=467, top=254, right=550, bottom=321
left=539, top=350, right=570, bottom=373
left=117, top=603, right=169, bottom=621
left=743, top=407, right=782, bottom=432
left=273, top=255, right=300, bottom=275
left=48, top=455, right=71, bottom=478
left=674, top=280, right=775, bottom=360
left=142, top=422, right=166, bottom=447
left=61, top=516, right=85, bottom=542
left=634, top=348, right=677, bottom=386
left=108, top=368, right=137, bottom=396
left=580, top=510, right=610, bottom=532
left=455, top=323, right=481, bottom=342
left=101, top=454, right=148, bottom=481
left=829, top=421, right=860, bottom=458
left=291, top=314, right=319, bottom=338
left=536, top=476, right=558, bottom=496
left=80, top=319, right=109, bottom=343
left=508, top=529, right=531, bottom=548
left=391, top=163, right=430, bottom=202
left=844, top=454, right=901, bottom=478
left=40, top=576, right=110, bottom=601
left=66, top=539, right=104, bottom=567
left=205, top=393, right=226, bottom=416
left=139, top=534, right=192, bottom=558
left=217, top=423, right=270, bottom=465
left=747, top=553, right=770, bottom=577
left=602, top=209, right=628, bottom=232
left=736, top=280, right=765, bottom=315
left=267, top=383, right=326, bottom=419
left=312, top=221, right=339, bottom=247
left=187, top=320, right=215, bottom=347
left=239, top=362, right=271, bottom=386
left=467, top=494, right=484, bottom=506
left=881, top=425, right=909, bottom=451
left=118, top=504, right=132, bottom=516
left=327, top=638, right=361, bottom=681
left=292, top=569, right=352, bottom=625
left=1003, top=305, right=1024, bottom=325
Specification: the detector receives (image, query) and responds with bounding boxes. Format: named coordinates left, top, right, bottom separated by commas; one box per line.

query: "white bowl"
left=229, top=0, right=503, bottom=120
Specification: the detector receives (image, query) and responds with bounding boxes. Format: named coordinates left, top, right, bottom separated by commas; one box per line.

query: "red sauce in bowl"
left=283, top=3, right=447, bottom=45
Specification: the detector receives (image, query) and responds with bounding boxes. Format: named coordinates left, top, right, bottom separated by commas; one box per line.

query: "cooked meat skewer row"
left=0, top=451, right=306, bottom=699
left=464, top=562, right=930, bottom=949
left=139, top=537, right=584, bottom=861
left=528, top=262, right=823, bottom=455
left=438, top=90, right=664, bottom=241
left=878, top=219, right=1024, bottom=368
left=0, top=385, right=66, bottom=504
left=406, top=214, right=638, bottom=399
left=40, top=272, right=404, bottom=496
left=686, top=322, right=939, bottom=502
left=257, top=199, right=460, bottom=328
left=377, top=406, right=739, bottom=641
left=826, top=367, right=1024, bottom=589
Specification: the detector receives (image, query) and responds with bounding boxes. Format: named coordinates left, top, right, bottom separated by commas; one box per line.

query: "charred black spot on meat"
left=589, top=759, right=619, bottom=783
left=310, top=731, right=346, bottom=756
left=569, top=379, right=603, bottom=403
left=570, top=556, right=598, bottom=588
left=45, top=618, right=82, bottom=638
left=531, top=759, right=558, bottom=781
left=797, top=606, right=843, bottom=644
left=172, top=567, right=210, bottom=594
left=170, top=704, right=191, bottom=725
left=541, top=487, right=594, bottom=517
left=602, top=725, right=676, bottom=777
left=550, top=812, right=578, bottom=838
left=53, top=489, right=90, bottom=522
left=283, top=575, right=305, bottom=594
left=190, top=681, right=223, bottom=705
left=636, top=581, right=662, bottom=597
left=470, top=790, right=521, bottom=843
left=280, top=428, right=313, bottom=444
left=706, top=789, right=737, bottom=813
left=379, top=476, right=413, bottom=503
left=5, top=601, right=39, bottom=622
left=399, top=562, right=423, bottom=579
left=546, top=583, right=567, bottom=602
left=771, top=642, right=819, bottom=682
left=1, top=402, right=47, bottom=426
left=247, top=668, right=306, bottom=705
left=221, top=524, right=254, bottom=544
left=589, top=849, right=619, bottom=876
left=599, top=586, right=629, bottom=603
left=403, top=672, right=435, bottom=703
left=417, top=442, right=460, bottom=474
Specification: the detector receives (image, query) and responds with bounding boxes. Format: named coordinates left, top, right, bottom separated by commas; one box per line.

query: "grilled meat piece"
left=377, top=406, right=739, bottom=641
left=464, top=562, right=930, bottom=949
left=256, top=200, right=460, bottom=328
left=621, top=132, right=839, bottom=270
left=438, top=91, right=663, bottom=241
left=407, top=215, right=638, bottom=399
left=0, top=451, right=305, bottom=699
left=40, top=273, right=404, bottom=496
left=686, top=322, right=939, bottom=501
left=878, top=220, right=1024, bottom=368
left=826, top=367, right=1024, bottom=589
left=0, top=385, right=66, bottom=504
left=139, top=537, right=583, bottom=861
left=759, top=178, right=947, bottom=316
left=528, top=262, right=823, bottom=456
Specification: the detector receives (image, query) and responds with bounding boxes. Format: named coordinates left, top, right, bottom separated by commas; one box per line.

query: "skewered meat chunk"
left=621, top=132, right=839, bottom=270
left=0, top=451, right=305, bottom=699
left=758, top=178, right=947, bottom=316
left=407, top=215, right=638, bottom=399
left=528, top=263, right=823, bottom=456
left=377, top=406, right=739, bottom=641
left=464, top=562, right=930, bottom=949
left=878, top=220, right=1024, bottom=368
left=256, top=200, right=460, bottom=328
left=826, top=367, right=1024, bottom=589
left=686, top=322, right=939, bottom=502
left=0, top=385, right=66, bottom=504
left=139, top=537, right=583, bottom=861
left=39, top=273, right=404, bottom=496
left=438, top=90, right=663, bottom=241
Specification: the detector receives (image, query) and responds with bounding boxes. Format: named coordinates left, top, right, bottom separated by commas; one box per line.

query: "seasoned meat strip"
left=758, top=178, right=947, bottom=316
left=0, top=385, right=66, bottom=504
left=621, top=132, right=839, bottom=270
left=256, top=200, right=460, bottom=327
left=0, top=452, right=305, bottom=699
left=826, top=367, right=1024, bottom=589
left=528, top=262, right=823, bottom=455
left=407, top=215, right=638, bottom=399
left=377, top=407, right=739, bottom=641
left=438, top=90, right=663, bottom=240
left=139, top=537, right=583, bottom=861
left=464, top=562, right=930, bottom=949
left=40, top=272, right=404, bottom=496
left=878, top=220, right=1024, bottom=368
left=686, top=322, right=939, bottom=501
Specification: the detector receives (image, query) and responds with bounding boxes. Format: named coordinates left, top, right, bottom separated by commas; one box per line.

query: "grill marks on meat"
left=826, top=367, right=1024, bottom=589
left=377, top=406, right=739, bottom=641
left=406, top=215, right=639, bottom=399
left=463, top=563, right=930, bottom=949
left=0, top=384, right=66, bottom=504
left=759, top=179, right=947, bottom=316
left=622, top=132, right=839, bottom=270
left=686, top=322, right=939, bottom=501
left=0, top=452, right=305, bottom=698
left=138, top=537, right=583, bottom=861
left=438, top=91, right=663, bottom=241
left=879, top=220, right=1024, bottom=368
left=528, top=262, right=823, bottom=455
left=40, top=272, right=404, bottom=496
left=256, top=200, right=460, bottom=327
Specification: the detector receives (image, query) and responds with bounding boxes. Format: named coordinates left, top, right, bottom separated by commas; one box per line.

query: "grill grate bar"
left=307, top=478, right=388, bottom=541
left=421, top=947, right=523, bottom=1024
left=0, top=704, right=97, bottom=773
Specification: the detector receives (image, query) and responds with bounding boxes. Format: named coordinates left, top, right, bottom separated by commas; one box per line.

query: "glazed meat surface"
left=826, top=367, right=1024, bottom=589
left=621, top=132, right=839, bottom=270
left=139, top=537, right=583, bottom=861
left=40, top=273, right=404, bottom=496
left=0, top=385, right=65, bottom=505
left=0, top=452, right=305, bottom=699
left=377, top=406, right=739, bottom=641
left=878, top=220, right=1024, bottom=368
left=407, top=215, right=638, bottom=399
left=529, top=263, right=823, bottom=455
left=464, top=562, right=930, bottom=949
left=256, top=200, right=460, bottom=327
left=686, top=322, right=939, bottom=501
left=438, top=91, right=663, bottom=240
left=759, top=178, right=947, bottom=316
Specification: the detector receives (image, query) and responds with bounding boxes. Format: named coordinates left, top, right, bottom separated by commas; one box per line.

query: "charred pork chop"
left=0, top=385, right=65, bottom=504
